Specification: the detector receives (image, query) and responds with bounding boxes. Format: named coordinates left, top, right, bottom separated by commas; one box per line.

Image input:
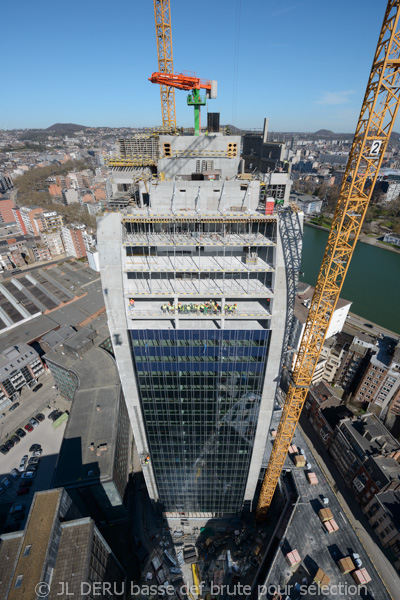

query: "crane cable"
left=232, top=0, right=242, bottom=127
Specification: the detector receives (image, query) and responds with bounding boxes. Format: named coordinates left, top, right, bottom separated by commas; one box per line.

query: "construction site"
left=97, top=0, right=400, bottom=598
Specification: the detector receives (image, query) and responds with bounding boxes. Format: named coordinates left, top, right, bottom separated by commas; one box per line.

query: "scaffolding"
left=122, top=217, right=277, bottom=247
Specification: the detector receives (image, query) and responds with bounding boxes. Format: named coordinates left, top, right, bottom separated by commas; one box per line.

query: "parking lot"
left=0, top=405, right=67, bottom=531
left=0, top=373, right=63, bottom=447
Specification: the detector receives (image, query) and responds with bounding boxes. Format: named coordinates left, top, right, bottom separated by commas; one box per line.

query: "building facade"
left=363, top=485, right=400, bottom=572
left=61, top=225, right=87, bottom=258
left=329, top=413, right=400, bottom=507
left=353, top=338, right=400, bottom=415
left=98, top=132, right=302, bottom=519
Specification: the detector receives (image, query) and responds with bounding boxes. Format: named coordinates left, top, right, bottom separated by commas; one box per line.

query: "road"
left=345, top=312, right=399, bottom=339
left=300, top=416, right=400, bottom=599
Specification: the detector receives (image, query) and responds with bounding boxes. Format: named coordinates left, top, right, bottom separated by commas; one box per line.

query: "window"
left=15, top=576, right=23, bottom=588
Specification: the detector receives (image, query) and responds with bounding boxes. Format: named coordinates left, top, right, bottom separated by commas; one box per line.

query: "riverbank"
left=300, top=226, right=400, bottom=333
left=305, top=220, right=400, bottom=255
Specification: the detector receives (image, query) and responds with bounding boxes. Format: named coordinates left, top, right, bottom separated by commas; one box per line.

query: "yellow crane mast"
left=153, top=0, right=176, bottom=130
left=256, top=0, right=400, bottom=521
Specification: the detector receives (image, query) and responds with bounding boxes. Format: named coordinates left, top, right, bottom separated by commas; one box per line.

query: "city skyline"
left=2, top=0, right=392, bottom=132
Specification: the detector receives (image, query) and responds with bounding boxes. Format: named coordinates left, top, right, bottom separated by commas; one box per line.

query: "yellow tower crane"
left=256, top=0, right=400, bottom=522
left=153, top=0, right=176, bottom=130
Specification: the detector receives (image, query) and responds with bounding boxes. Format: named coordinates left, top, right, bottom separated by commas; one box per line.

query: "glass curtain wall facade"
left=130, top=328, right=270, bottom=514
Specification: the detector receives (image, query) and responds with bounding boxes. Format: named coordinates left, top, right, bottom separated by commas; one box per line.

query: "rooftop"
left=295, top=283, right=351, bottom=325
left=0, top=343, right=39, bottom=379
left=375, top=489, right=400, bottom=529
left=371, top=336, right=399, bottom=369
left=50, top=318, right=122, bottom=488
left=5, top=489, right=61, bottom=600
left=365, top=455, right=400, bottom=488
left=340, top=413, right=400, bottom=457
left=41, top=325, right=77, bottom=349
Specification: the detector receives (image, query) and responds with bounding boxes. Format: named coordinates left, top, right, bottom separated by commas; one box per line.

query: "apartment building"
left=15, top=206, right=44, bottom=235
left=35, top=210, right=64, bottom=231
left=334, top=333, right=375, bottom=392
left=61, top=225, right=87, bottom=258
left=353, top=337, right=400, bottom=417
left=305, top=381, right=352, bottom=446
left=0, top=197, right=16, bottom=224
left=363, top=484, right=400, bottom=572
left=0, top=344, right=44, bottom=406
left=39, top=230, right=65, bottom=256
left=329, top=413, right=400, bottom=507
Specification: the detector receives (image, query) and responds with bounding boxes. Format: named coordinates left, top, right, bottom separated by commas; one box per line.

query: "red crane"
left=149, top=71, right=217, bottom=135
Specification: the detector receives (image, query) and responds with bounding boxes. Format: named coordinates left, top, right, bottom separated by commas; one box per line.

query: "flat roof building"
left=0, top=489, right=126, bottom=599
left=47, top=319, right=132, bottom=523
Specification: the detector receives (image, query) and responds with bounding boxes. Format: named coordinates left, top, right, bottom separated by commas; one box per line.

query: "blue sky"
left=1, top=0, right=390, bottom=132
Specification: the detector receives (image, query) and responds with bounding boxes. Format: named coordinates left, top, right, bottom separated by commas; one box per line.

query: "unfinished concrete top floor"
left=137, top=178, right=262, bottom=213
left=122, top=214, right=278, bottom=249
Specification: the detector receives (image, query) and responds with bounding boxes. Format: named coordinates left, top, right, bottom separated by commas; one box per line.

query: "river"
left=299, top=225, right=400, bottom=335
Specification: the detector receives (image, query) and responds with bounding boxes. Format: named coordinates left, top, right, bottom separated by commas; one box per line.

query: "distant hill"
left=46, top=123, right=89, bottom=132
left=314, top=129, right=335, bottom=136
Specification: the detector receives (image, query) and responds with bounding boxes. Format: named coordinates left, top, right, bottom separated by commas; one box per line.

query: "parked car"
left=24, top=424, right=33, bottom=433
left=32, top=449, right=43, bottom=457
left=8, top=402, right=20, bottom=412
left=10, top=504, right=26, bottom=515
left=17, top=487, right=30, bottom=496
left=10, top=435, right=20, bottom=445
left=0, top=445, right=9, bottom=455
left=13, top=513, right=25, bottom=521
left=0, top=413, right=5, bottom=420
left=18, top=455, right=28, bottom=472
left=1, top=477, right=11, bottom=488
left=26, top=464, right=38, bottom=472
left=50, top=411, right=63, bottom=422
left=32, top=383, right=43, bottom=392
left=29, top=444, right=41, bottom=452
left=48, top=410, right=58, bottom=420
left=29, top=418, right=39, bottom=428
left=28, top=457, right=40, bottom=465
left=9, top=469, right=19, bottom=480
left=21, top=471, right=35, bottom=480
left=19, top=480, right=32, bottom=488
left=15, top=428, right=26, bottom=438
left=35, top=413, right=45, bottom=422
left=5, top=440, right=14, bottom=450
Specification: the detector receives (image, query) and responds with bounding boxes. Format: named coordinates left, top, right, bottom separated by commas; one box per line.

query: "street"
left=300, top=415, right=400, bottom=599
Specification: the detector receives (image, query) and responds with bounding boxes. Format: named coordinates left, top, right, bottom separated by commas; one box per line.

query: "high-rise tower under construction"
left=98, top=129, right=302, bottom=520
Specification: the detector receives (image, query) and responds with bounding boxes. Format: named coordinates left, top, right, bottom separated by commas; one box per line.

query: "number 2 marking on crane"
left=370, top=140, right=382, bottom=156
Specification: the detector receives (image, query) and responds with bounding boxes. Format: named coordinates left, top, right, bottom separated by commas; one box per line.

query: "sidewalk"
left=299, top=416, right=400, bottom=598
